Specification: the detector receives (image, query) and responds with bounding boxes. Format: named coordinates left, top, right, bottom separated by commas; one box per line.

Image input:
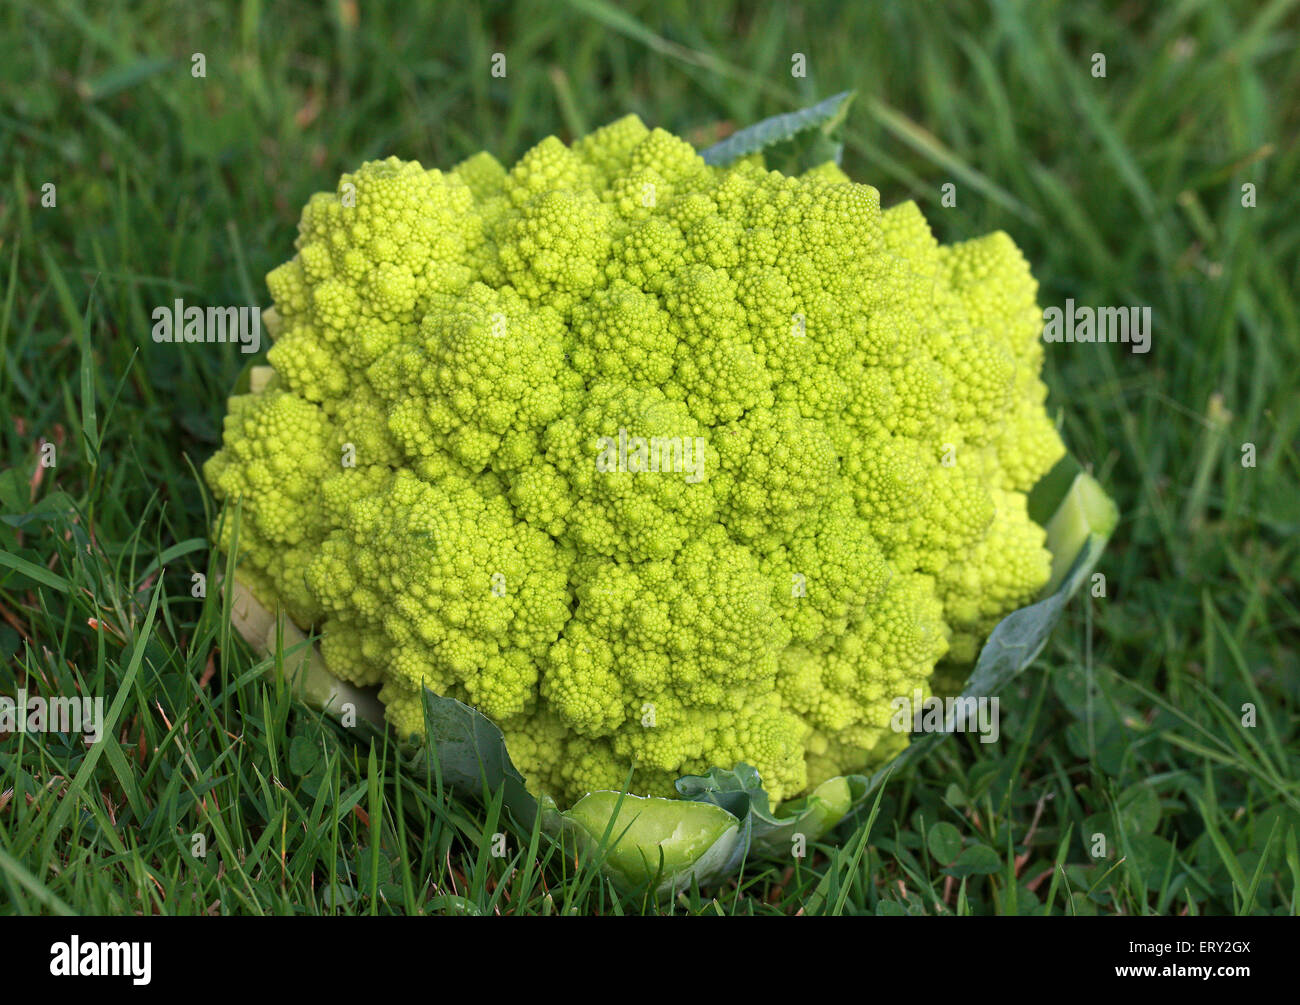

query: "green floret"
left=543, top=524, right=788, bottom=730
left=713, top=404, right=839, bottom=546
left=308, top=468, right=571, bottom=726
left=263, top=156, right=481, bottom=407
left=759, top=490, right=893, bottom=650
left=800, top=160, right=853, bottom=185
left=372, top=282, right=578, bottom=472
left=795, top=570, right=948, bottom=786
left=626, top=127, right=711, bottom=194
left=505, top=136, right=594, bottom=206
left=497, top=189, right=614, bottom=313
left=542, top=525, right=806, bottom=801
left=936, top=487, right=1052, bottom=663
left=607, top=215, right=688, bottom=293
left=662, top=263, right=774, bottom=424
left=574, top=114, right=652, bottom=183
left=530, top=382, right=717, bottom=562
left=942, top=230, right=1042, bottom=363
left=451, top=150, right=508, bottom=201
left=209, top=115, right=1073, bottom=809
left=568, top=280, right=676, bottom=385
left=204, top=390, right=339, bottom=624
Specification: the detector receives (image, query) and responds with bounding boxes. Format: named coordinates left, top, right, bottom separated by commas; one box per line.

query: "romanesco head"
left=207, top=115, right=1065, bottom=806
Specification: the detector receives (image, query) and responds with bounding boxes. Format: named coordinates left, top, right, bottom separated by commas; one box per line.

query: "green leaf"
left=414, top=688, right=539, bottom=829
left=222, top=356, right=276, bottom=400
left=946, top=843, right=1001, bottom=878
left=77, top=278, right=103, bottom=470
left=0, top=469, right=29, bottom=512
left=675, top=764, right=862, bottom=855
left=0, top=548, right=72, bottom=594
left=562, top=791, right=743, bottom=895
left=927, top=821, right=963, bottom=865
left=1042, top=470, right=1118, bottom=593
left=1116, top=782, right=1161, bottom=835
left=1026, top=453, right=1082, bottom=526
left=425, top=895, right=484, bottom=916
left=288, top=733, right=321, bottom=776
left=967, top=537, right=1104, bottom=698
left=1127, top=833, right=1178, bottom=888
left=699, top=91, right=856, bottom=167
left=0, top=491, right=77, bottom=529
left=321, top=883, right=357, bottom=909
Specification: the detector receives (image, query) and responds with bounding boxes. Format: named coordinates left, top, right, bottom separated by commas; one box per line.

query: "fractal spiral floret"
left=205, top=115, right=1066, bottom=805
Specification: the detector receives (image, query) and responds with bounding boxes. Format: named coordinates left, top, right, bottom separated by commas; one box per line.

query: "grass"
left=1, top=0, right=1297, bottom=915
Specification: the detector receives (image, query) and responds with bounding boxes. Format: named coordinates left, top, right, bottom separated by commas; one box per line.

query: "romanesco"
left=206, top=115, right=1065, bottom=805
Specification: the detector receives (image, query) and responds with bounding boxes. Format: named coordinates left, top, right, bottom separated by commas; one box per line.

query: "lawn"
left=1, top=0, right=1297, bottom=915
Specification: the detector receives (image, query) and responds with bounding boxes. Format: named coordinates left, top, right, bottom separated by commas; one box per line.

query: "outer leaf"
left=699, top=91, right=855, bottom=166
left=412, top=688, right=540, bottom=829
left=1042, top=467, right=1119, bottom=592
left=561, top=791, right=743, bottom=895
left=675, top=764, right=863, bottom=855
left=1026, top=452, right=1082, bottom=527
